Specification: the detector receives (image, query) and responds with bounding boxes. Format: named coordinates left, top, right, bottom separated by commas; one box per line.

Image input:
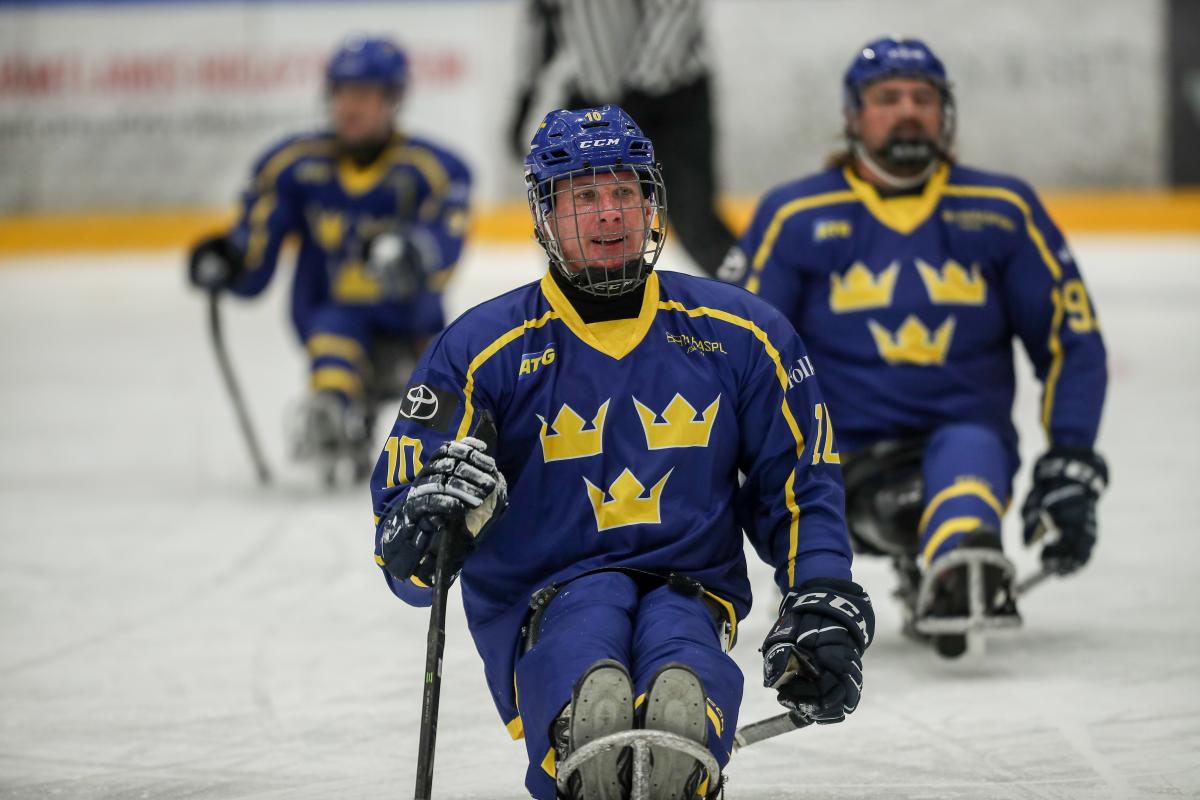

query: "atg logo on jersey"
left=578, top=138, right=621, bottom=149
left=519, top=343, right=557, bottom=379
left=814, top=219, right=852, bottom=241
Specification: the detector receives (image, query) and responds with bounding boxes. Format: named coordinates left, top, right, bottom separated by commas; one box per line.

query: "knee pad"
left=841, top=437, right=927, bottom=556
left=366, top=336, right=420, bottom=401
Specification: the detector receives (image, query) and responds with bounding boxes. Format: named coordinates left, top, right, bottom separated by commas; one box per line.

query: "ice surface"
left=1, top=236, right=1199, bottom=798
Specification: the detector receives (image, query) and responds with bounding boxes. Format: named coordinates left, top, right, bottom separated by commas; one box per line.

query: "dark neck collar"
left=337, top=131, right=396, bottom=168
left=876, top=181, right=928, bottom=198
left=549, top=265, right=648, bottom=324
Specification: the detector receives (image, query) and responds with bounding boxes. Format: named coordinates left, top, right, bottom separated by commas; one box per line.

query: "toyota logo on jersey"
left=397, top=382, right=460, bottom=433
left=401, top=384, right=439, bottom=420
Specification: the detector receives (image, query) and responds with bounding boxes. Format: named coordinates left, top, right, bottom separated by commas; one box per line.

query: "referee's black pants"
left=569, top=74, right=736, bottom=277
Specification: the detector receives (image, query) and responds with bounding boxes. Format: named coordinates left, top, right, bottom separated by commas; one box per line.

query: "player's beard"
left=337, top=130, right=394, bottom=167
left=875, top=133, right=941, bottom=177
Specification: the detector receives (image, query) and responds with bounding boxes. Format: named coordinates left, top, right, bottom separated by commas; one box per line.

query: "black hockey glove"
left=187, top=234, right=244, bottom=292
left=762, top=580, right=874, bottom=725
left=1021, top=446, right=1108, bottom=575
left=378, top=437, right=507, bottom=586
left=361, top=231, right=433, bottom=301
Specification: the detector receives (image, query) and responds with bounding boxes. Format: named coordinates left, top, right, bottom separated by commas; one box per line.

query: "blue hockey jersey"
left=728, top=163, right=1107, bottom=456
left=225, top=129, right=470, bottom=337
left=370, top=269, right=853, bottom=738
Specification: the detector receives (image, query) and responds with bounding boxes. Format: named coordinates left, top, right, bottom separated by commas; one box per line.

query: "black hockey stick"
left=413, top=413, right=498, bottom=799
left=207, top=292, right=271, bottom=485
left=732, top=707, right=814, bottom=751
left=734, top=649, right=822, bottom=751
left=1016, top=511, right=1066, bottom=596
left=413, top=521, right=459, bottom=800
left=1016, top=567, right=1052, bottom=596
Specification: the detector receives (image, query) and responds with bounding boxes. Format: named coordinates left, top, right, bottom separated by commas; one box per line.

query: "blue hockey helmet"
left=326, top=34, right=408, bottom=93
left=843, top=36, right=951, bottom=112
left=842, top=36, right=956, bottom=178
left=524, top=106, right=667, bottom=297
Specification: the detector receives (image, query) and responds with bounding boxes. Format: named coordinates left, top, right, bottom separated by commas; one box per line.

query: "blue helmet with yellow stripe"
left=523, top=106, right=667, bottom=297
left=326, top=34, right=408, bottom=93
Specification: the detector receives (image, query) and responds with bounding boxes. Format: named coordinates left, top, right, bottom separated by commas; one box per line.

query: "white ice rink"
left=2, top=236, right=1199, bottom=799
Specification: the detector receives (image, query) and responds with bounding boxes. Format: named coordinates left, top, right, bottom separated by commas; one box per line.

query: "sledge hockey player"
left=721, top=37, right=1108, bottom=657
left=371, top=106, right=874, bottom=798
left=187, top=34, right=471, bottom=482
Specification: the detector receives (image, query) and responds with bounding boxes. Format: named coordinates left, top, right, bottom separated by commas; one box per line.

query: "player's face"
left=550, top=170, right=653, bottom=272
left=852, top=77, right=943, bottom=155
left=330, top=82, right=396, bottom=145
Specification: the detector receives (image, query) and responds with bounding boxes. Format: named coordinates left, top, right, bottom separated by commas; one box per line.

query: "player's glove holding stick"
left=762, top=580, right=874, bottom=724
left=1021, top=446, right=1108, bottom=576
left=361, top=230, right=435, bottom=302
left=378, top=437, right=507, bottom=586
left=188, top=234, right=245, bottom=293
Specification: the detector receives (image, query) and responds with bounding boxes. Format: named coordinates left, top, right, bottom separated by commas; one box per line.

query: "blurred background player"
left=722, top=37, right=1108, bottom=657
left=372, top=106, right=873, bottom=799
left=187, top=34, right=471, bottom=483
left=506, top=0, right=736, bottom=277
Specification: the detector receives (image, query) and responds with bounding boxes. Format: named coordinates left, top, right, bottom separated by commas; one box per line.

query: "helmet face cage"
left=527, top=163, right=667, bottom=298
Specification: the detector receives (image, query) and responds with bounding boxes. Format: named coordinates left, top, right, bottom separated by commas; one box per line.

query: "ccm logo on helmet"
left=579, top=138, right=621, bottom=149
left=886, top=46, right=928, bottom=61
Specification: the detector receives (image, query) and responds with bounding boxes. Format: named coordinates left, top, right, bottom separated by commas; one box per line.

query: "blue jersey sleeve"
left=408, top=146, right=472, bottom=295
left=368, top=330, right=497, bottom=606
left=733, top=302, right=854, bottom=595
left=1000, top=184, right=1108, bottom=448
left=727, top=187, right=807, bottom=320
left=227, top=137, right=312, bottom=297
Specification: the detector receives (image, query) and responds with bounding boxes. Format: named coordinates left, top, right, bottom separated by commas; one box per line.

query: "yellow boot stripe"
left=705, top=704, right=723, bottom=740
left=306, top=333, right=365, bottom=365
left=311, top=366, right=363, bottom=396
left=922, top=516, right=984, bottom=566
left=918, top=478, right=1004, bottom=536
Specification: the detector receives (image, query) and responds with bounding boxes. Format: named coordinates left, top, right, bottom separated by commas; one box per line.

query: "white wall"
left=0, top=0, right=1166, bottom=213
left=709, top=0, right=1165, bottom=192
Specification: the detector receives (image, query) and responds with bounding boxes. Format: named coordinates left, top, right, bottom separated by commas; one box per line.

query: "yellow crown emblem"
left=830, top=261, right=900, bottom=312
left=538, top=400, right=609, bottom=462
left=915, top=259, right=987, bottom=305
left=632, top=394, right=720, bottom=450
left=584, top=468, right=673, bottom=531
left=868, top=315, right=956, bottom=366
left=314, top=211, right=345, bottom=251
left=332, top=262, right=383, bottom=303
